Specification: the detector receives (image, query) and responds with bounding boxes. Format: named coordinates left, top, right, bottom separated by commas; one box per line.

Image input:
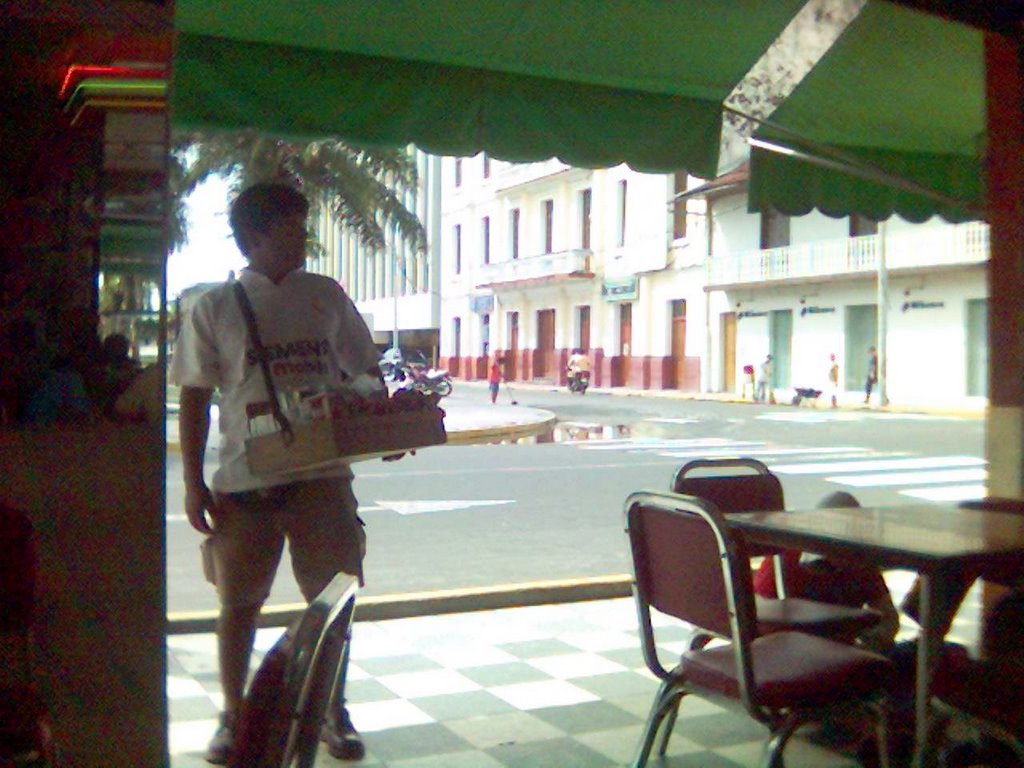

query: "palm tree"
left=170, top=131, right=426, bottom=255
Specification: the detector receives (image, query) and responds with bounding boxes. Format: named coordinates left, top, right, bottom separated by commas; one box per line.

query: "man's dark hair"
left=229, top=183, right=309, bottom=256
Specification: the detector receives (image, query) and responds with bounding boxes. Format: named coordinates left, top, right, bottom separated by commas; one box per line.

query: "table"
left=726, top=504, right=1024, bottom=768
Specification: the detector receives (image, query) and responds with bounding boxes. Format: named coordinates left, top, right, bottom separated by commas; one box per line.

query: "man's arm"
left=179, top=385, right=217, bottom=534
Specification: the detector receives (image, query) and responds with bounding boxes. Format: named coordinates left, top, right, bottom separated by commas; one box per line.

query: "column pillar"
left=984, top=31, right=1024, bottom=497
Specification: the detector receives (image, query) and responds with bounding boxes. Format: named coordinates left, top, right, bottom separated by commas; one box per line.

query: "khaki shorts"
left=206, top=476, right=365, bottom=608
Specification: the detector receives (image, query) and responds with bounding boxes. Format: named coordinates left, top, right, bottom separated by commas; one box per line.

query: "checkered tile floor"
left=168, top=571, right=983, bottom=767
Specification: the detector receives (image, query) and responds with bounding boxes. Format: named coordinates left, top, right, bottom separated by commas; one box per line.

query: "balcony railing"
left=707, top=221, right=989, bottom=287
left=477, top=248, right=592, bottom=286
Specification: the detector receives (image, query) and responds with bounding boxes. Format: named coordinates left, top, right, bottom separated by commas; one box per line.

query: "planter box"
left=245, top=406, right=447, bottom=476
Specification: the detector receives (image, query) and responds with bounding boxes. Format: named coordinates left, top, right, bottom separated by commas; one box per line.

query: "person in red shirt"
left=488, top=356, right=502, bottom=404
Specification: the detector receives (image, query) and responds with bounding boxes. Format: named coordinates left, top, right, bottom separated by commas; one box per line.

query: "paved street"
left=166, top=382, right=984, bottom=616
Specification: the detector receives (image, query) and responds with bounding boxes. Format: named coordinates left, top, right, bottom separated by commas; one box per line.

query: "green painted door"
left=769, top=309, right=792, bottom=389
left=845, top=304, right=877, bottom=390
left=966, top=298, right=988, bottom=397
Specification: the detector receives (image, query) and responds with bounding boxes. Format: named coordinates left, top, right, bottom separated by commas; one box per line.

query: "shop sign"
left=471, top=294, right=494, bottom=314
left=901, top=300, right=944, bottom=312
left=601, top=277, right=638, bottom=301
left=800, top=306, right=836, bottom=316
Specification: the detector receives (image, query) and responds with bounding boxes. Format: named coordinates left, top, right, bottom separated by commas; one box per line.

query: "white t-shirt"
left=170, top=268, right=381, bottom=492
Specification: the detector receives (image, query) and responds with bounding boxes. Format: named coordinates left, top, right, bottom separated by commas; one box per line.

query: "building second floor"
left=439, top=156, right=699, bottom=298
left=703, top=183, right=988, bottom=292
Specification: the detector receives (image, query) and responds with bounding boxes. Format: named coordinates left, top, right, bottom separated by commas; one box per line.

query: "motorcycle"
left=398, top=362, right=453, bottom=397
left=567, top=369, right=590, bottom=394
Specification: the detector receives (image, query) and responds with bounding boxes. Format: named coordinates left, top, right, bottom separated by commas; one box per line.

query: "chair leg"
left=917, top=707, right=952, bottom=768
left=657, top=697, right=682, bottom=756
left=761, top=717, right=800, bottom=768
left=873, top=701, right=891, bottom=768
left=632, top=681, right=684, bottom=768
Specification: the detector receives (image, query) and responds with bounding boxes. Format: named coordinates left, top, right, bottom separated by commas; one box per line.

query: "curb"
left=167, top=574, right=632, bottom=635
left=165, top=411, right=558, bottom=454
left=443, top=413, right=558, bottom=445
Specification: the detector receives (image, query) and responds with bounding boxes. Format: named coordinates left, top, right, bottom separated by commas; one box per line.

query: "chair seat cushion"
left=682, top=631, right=891, bottom=709
left=755, top=595, right=880, bottom=639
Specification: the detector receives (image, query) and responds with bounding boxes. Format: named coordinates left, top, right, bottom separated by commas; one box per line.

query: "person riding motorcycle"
left=567, top=348, right=591, bottom=393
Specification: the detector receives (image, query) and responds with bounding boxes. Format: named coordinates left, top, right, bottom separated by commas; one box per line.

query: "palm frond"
left=172, top=131, right=425, bottom=255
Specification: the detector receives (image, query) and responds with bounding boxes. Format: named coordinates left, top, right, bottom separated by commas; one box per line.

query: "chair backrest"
left=0, top=503, right=36, bottom=633
left=230, top=572, right=359, bottom=768
left=671, top=458, right=784, bottom=514
left=626, top=491, right=757, bottom=695
left=672, top=459, right=784, bottom=561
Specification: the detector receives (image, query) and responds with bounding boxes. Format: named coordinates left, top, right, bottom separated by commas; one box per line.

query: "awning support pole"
left=730, top=105, right=980, bottom=215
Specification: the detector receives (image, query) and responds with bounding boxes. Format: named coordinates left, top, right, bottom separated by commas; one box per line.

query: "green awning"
left=748, top=1, right=985, bottom=223
left=172, top=0, right=805, bottom=176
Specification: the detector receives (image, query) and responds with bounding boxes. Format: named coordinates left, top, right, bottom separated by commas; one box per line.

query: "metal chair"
left=229, top=572, right=359, bottom=768
left=625, top=490, right=892, bottom=768
left=672, top=457, right=881, bottom=641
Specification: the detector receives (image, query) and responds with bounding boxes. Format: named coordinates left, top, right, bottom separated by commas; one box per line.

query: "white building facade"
left=313, top=151, right=989, bottom=410
left=438, top=155, right=708, bottom=388
left=700, top=177, right=988, bottom=408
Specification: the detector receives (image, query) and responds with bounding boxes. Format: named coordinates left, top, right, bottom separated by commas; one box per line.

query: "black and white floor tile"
left=168, top=572, right=982, bottom=767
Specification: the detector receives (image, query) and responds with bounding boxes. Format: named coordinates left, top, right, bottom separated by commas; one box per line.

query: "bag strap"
left=233, top=281, right=294, bottom=445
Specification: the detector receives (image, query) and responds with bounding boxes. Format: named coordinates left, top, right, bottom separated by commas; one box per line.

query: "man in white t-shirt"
left=170, top=183, right=384, bottom=764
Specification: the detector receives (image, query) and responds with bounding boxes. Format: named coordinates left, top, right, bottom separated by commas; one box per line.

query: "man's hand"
left=184, top=481, right=218, bottom=535
left=179, top=385, right=216, bottom=534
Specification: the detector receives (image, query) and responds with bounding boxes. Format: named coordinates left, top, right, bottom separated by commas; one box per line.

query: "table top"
left=726, top=504, right=1024, bottom=572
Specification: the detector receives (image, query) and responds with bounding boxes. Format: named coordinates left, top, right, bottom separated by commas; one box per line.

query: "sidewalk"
left=457, top=379, right=987, bottom=420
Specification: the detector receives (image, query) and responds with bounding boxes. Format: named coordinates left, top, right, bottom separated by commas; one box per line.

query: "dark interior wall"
left=1, top=6, right=172, bottom=765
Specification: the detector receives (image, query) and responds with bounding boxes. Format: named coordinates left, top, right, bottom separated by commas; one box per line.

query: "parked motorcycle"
left=398, top=362, right=453, bottom=397
left=567, top=369, right=590, bottom=394
left=379, top=348, right=428, bottom=382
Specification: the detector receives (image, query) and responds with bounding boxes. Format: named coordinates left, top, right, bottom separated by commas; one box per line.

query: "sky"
left=167, top=175, right=246, bottom=299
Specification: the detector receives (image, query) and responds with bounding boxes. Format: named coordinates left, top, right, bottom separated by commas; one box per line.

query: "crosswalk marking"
left=827, top=468, right=987, bottom=488
left=659, top=446, right=873, bottom=460
left=371, top=500, right=516, bottom=515
left=562, top=435, right=987, bottom=502
left=577, top=438, right=764, bottom=452
left=772, top=456, right=985, bottom=475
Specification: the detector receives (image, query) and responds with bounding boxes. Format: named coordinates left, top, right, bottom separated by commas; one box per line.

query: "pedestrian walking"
left=828, top=353, right=840, bottom=408
left=865, top=346, right=878, bottom=404
left=755, top=354, right=773, bottom=403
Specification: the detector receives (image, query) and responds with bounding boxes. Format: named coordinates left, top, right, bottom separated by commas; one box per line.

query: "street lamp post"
left=877, top=220, right=889, bottom=407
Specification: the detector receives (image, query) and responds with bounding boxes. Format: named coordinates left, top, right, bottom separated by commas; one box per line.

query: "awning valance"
left=748, top=1, right=985, bottom=223
left=172, top=0, right=805, bottom=176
